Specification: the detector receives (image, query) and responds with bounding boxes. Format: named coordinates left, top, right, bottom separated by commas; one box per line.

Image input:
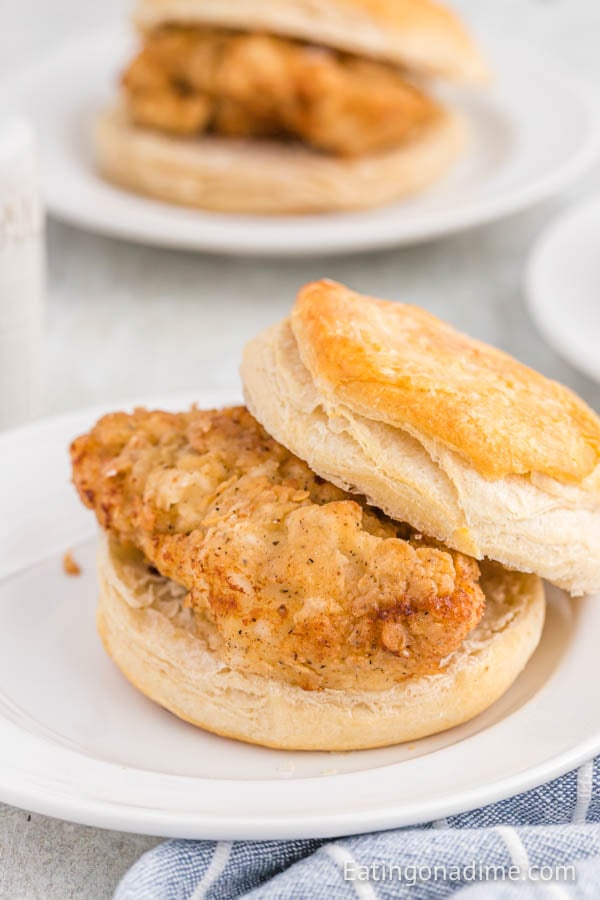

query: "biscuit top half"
left=291, top=280, right=600, bottom=485
left=134, top=0, right=488, bottom=81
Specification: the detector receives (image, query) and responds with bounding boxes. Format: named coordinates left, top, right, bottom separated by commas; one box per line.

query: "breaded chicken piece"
left=71, top=407, right=485, bottom=691
left=123, top=26, right=439, bottom=156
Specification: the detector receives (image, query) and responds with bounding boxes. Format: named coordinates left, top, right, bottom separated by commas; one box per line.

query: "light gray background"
left=1, top=0, right=600, bottom=897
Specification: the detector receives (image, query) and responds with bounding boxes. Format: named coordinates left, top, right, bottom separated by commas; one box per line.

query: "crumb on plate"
left=63, top=550, right=81, bottom=576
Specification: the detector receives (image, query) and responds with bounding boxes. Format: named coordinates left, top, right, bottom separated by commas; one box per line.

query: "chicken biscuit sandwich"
left=71, top=282, right=600, bottom=750
left=94, top=0, right=487, bottom=213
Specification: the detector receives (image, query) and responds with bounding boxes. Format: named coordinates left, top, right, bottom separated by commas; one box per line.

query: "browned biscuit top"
left=292, top=280, right=600, bottom=483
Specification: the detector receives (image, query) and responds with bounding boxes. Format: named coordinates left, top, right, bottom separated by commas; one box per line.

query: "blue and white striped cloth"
left=116, top=757, right=600, bottom=899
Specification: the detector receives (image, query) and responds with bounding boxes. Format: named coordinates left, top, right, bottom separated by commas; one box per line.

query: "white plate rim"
left=3, top=31, right=600, bottom=256
left=526, top=196, right=600, bottom=383
left=0, top=393, right=599, bottom=839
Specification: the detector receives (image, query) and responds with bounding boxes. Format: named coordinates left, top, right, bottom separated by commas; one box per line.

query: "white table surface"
left=1, top=1, right=600, bottom=897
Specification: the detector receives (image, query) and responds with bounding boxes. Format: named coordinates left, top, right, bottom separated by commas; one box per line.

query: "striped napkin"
left=115, top=756, right=600, bottom=899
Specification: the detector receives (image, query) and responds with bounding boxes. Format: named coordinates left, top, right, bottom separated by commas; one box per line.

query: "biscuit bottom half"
left=93, top=106, right=464, bottom=214
left=97, top=533, right=545, bottom=751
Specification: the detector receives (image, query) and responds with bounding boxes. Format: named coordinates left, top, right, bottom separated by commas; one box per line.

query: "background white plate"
left=0, top=391, right=599, bottom=839
left=527, top=197, right=600, bottom=384
left=3, top=31, right=600, bottom=256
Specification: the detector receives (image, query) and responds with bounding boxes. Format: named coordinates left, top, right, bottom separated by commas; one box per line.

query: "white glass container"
left=0, top=117, right=44, bottom=430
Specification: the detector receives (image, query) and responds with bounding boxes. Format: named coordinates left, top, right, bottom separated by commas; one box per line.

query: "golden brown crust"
left=291, top=280, right=600, bottom=484
left=122, top=26, right=440, bottom=157
left=71, top=405, right=485, bottom=691
left=134, top=0, right=488, bottom=81
left=97, top=533, right=545, bottom=750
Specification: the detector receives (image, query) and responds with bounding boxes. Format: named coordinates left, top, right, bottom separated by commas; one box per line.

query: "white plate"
left=527, top=197, right=600, bottom=383
left=0, top=391, right=599, bottom=839
left=3, top=31, right=600, bottom=256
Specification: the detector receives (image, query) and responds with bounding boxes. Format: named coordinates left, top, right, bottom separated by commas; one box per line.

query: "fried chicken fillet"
left=71, top=406, right=485, bottom=691
left=123, top=25, right=440, bottom=157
